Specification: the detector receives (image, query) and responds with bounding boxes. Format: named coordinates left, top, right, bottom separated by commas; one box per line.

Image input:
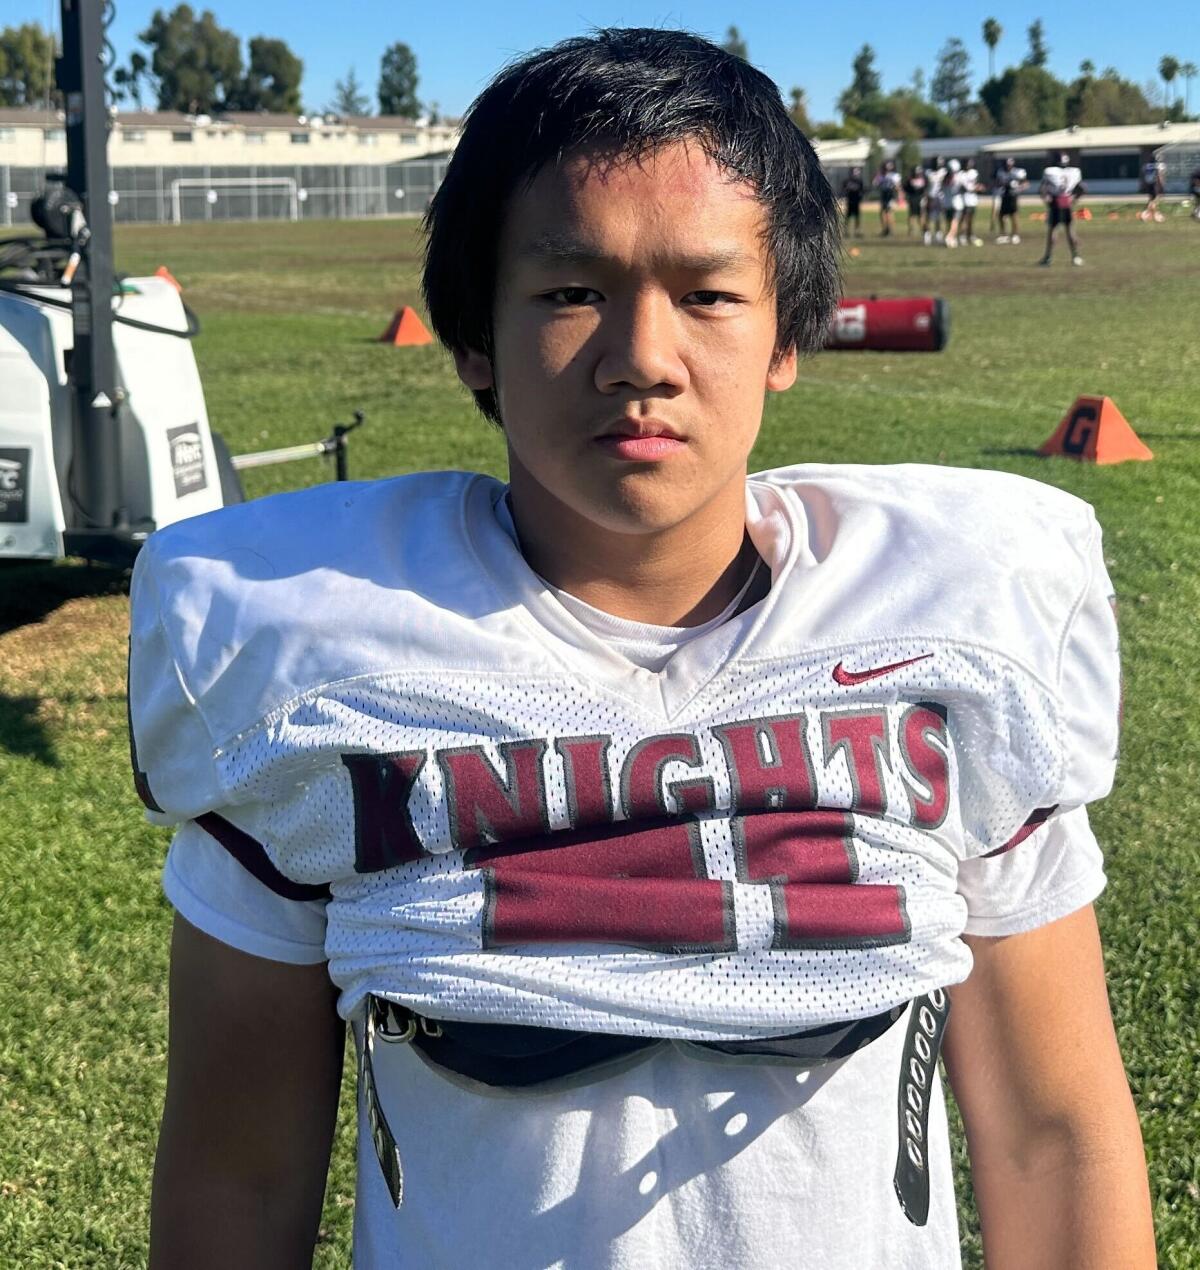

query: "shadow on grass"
left=979, top=446, right=1044, bottom=458
left=0, top=560, right=129, bottom=637
left=0, top=695, right=58, bottom=766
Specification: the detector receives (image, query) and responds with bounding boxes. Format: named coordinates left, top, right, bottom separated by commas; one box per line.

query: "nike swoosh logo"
left=832, top=654, right=933, bottom=686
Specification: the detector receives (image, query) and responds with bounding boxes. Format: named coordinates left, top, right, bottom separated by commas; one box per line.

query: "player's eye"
left=542, top=287, right=601, bottom=306
left=685, top=290, right=735, bottom=308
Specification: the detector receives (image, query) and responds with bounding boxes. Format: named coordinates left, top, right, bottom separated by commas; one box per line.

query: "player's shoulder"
left=751, top=462, right=1100, bottom=588
left=753, top=461, right=1095, bottom=528
left=140, top=469, right=480, bottom=581
left=131, top=469, right=503, bottom=726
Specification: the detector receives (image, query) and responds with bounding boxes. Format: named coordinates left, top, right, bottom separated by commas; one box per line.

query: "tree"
left=931, top=37, right=972, bottom=118
left=0, top=22, right=57, bottom=108
left=138, top=5, right=243, bottom=113
left=1079, top=60, right=1095, bottom=79
left=329, top=67, right=370, bottom=117
left=895, top=137, right=921, bottom=178
left=112, top=51, right=151, bottom=109
left=721, top=26, right=748, bottom=61
left=1182, top=62, right=1198, bottom=116
left=234, top=36, right=302, bottom=113
left=379, top=41, right=418, bottom=117
left=1023, top=20, right=1049, bottom=69
left=910, top=67, right=926, bottom=99
left=1159, top=55, right=1180, bottom=107
left=981, top=64, right=1066, bottom=132
left=837, top=44, right=881, bottom=120
left=787, top=87, right=813, bottom=133
left=982, top=18, right=1002, bottom=81
left=1067, top=69, right=1154, bottom=126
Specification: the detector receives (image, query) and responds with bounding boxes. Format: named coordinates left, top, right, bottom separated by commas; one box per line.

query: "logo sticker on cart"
left=0, top=449, right=30, bottom=522
left=167, top=425, right=207, bottom=496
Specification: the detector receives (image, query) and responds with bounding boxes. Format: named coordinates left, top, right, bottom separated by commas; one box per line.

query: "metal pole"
left=59, top=0, right=124, bottom=532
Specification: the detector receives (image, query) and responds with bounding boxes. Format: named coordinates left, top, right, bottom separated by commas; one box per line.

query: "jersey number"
left=468, top=810, right=909, bottom=954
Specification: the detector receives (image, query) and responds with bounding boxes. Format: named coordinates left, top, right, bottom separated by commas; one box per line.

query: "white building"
left=0, top=107, right=458, bottom=224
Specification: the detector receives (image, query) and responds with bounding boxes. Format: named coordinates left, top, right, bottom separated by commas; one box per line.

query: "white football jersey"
left=1041, top=165, right=1082, bottom=197
left=129, top=466, right=1119, bottom=1041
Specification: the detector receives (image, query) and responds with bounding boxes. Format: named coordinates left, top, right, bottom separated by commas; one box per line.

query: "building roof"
left=115, top=111, right=196, bottom=128
left=0, top=107, right=65, bottom=127
left=982, top=122, right=1200, bottom=152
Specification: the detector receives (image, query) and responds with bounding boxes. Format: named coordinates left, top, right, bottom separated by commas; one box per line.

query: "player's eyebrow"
left=516, top=232, right=757, bottom=274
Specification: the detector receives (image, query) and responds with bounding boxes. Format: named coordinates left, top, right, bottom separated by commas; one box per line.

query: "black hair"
left=422, top=27, right=841, bottom=424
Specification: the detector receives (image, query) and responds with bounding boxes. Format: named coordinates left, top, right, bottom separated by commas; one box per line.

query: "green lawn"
left=2, top=208, right=1198, bottom=1267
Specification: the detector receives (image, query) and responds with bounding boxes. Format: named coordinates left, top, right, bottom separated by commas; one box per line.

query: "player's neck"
left=506, top=477, right=758, bottom=628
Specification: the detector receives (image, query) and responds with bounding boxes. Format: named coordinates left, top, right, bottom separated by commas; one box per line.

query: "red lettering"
left=899, top=705, right=950, bottom=829
left=620, top=734, right=714, bottom=819
left=342, top=751, right=428, bottom=873
left=439, top=741, right=548, bottom=850
left=823, top=711, right=890, bottom=814
left=554, top=735, right=614, bottom=829
left=713, top=715, right=816, bottom=812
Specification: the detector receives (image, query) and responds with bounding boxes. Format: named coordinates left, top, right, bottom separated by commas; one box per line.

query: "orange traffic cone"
left=155, top=265, right=182, bottom=291
left=1038, top=396, right=1153, bottom=464
left=379, top=306, right=433, bottom=346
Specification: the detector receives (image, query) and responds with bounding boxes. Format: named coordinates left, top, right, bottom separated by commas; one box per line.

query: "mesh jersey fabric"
left=129, top=464, right=1120, bottom=1040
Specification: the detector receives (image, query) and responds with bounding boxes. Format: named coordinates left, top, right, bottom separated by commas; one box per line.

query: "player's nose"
left=594, top=291, right=688, bottom=395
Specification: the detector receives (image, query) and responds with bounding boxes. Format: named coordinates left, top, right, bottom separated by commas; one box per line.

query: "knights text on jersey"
left=128, top=465, right=1120, bottom=1039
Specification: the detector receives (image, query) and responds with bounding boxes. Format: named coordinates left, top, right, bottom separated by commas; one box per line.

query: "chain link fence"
left=0, top=158, right=451, bottom=227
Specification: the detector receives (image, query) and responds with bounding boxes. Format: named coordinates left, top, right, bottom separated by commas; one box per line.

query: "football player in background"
left=958, top=156, right=983, bottom=246
left=132, top=29, right=1156, bottom=1270
left=1039, top=151, right=1086, bottom=266
left=875, top=158, right=901, bottom=237
left=1138, top=157, right=1165, bottom=222
left=923, top=154, right=947, bottom=244
left=994, top=156, right=1027, bottom=244
left=903, top=163, right=927, bottom=236
left=842, top=164, right=865, bottom=237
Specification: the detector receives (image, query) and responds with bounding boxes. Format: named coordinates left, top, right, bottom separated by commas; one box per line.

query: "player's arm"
left=943, top=904, right=1155, bottom=1269
left=150, top=914, right=345, bottom=1270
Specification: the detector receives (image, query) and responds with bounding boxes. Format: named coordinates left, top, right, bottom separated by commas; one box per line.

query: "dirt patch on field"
left=0, top=592, right=127, bottom=687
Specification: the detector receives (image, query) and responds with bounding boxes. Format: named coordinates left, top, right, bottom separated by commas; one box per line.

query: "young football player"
left=842, top=165, right=865, bottom=237
left=875, top=158, right=901, bottom=237
left=1138, top=157, right=1165, bottom=221
left=943, top=158, right=965, bottom=247
left=958, top=156, right=983, bottom=246
left=132, top=28, right=1155, bottom=1270
left=923, top=155, right=946, bottom=244
left=1039, top=151, right=1086, bottom=266
left=902, top=164, right=926, bottom=236
left=994, top=156, right=1027, bottom=244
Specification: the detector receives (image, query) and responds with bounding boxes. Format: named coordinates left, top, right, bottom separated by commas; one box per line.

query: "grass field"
left=2, top=206, right=1198, bottom=1267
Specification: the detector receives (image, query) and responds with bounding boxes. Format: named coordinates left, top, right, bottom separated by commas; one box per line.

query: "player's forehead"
left=497, top=139, right=770, bottom=276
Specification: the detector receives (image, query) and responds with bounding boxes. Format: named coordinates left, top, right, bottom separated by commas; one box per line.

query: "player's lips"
left=594, top=418, right=687, bottom=461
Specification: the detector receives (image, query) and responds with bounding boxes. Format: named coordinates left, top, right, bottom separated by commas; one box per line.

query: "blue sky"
left=14, top=0, right=1199, bottom=119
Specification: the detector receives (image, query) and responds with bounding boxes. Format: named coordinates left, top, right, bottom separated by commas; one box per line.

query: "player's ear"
left=453, top=346, right=494, bottom=391
left=766, top=344, right=798, bottom=393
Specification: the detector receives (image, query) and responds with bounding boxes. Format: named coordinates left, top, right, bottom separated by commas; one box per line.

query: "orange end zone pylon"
left=1038, top=396, right=1153, bottom=464
left=379, top=306, right=433, bottom=346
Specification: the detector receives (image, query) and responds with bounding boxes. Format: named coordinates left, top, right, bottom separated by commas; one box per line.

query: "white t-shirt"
left=151, top=470, right=1111, bottom=1269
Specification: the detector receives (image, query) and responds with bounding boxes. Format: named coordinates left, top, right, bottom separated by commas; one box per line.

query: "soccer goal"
left=1154, top=142, right=1200, bottom=195
left=168, top=176, right=300, bottom=225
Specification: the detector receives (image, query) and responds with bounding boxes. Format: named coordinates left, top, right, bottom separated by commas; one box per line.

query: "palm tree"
left=1182, top=62, right=1198, bottom=116
left=1159, top=55, right=1180, bottom=108
left=982, top=18, right=1002, bottom=81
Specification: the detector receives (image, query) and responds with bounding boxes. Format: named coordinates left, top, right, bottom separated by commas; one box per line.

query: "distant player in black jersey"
left=903, top=165, right=926, bottom=236
left=842, top=166, right=865, bottom=237
left=994, top=157, right=1027, bottom=244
